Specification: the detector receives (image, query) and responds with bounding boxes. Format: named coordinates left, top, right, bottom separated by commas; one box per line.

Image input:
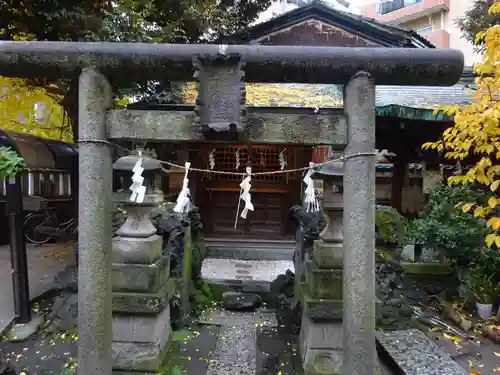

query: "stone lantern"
left=112, top=153, right=163, bottom=238
left=110, top=152, right=175, bottom=374
left=300, top=155, right=345, bottom=375
left=312, top=159, right=344, bottom=245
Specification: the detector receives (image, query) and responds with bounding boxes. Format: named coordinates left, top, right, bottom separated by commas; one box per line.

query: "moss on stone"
left=112, top=278, right=177, bottom=314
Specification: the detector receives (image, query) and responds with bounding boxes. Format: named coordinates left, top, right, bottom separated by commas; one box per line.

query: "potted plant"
left=465, top=273, right=500, bottom=319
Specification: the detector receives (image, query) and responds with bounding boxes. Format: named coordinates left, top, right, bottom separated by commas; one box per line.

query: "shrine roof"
left=218, top=0, right=434, bottom=48
left=375, top=84, right=471, bottom=120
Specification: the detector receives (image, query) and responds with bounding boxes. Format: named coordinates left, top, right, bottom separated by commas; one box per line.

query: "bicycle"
left=24, top=208, right=78, bottom=245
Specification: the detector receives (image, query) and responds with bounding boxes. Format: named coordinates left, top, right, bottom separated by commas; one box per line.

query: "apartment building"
left=360, top=0, right=481, bottom=65
left=254, top=0, right=360, bottom=25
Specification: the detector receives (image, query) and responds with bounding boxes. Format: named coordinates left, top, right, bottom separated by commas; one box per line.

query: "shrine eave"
left=0, top=41, right=463, bottom=86
left=376, top=105, right=452, bottom=121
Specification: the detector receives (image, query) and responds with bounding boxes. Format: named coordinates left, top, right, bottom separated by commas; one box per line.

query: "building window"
left=377, top=0, right=423, bottom=15
left=416, top=26, right=434, bottom=36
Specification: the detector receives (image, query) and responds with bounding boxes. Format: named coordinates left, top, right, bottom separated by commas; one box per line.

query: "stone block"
left=112, top=319, right=172, bottom=372
left=112, top=304, right=171, bottom=343
left=305, top=260, right=342, bottom=299
left=312, top=241, right=343, bottom=269
left=112, top=278, right=177, bottom=314
left=303, top=349, right=342, bottom=375
left=112, top=234, right=163, bottom=264
left=376, top=329, right=467, bottom=375
left=300, top=315, right=343, bottom=350
left=300, top=314, right=343, bottom=375
left=112, top=255, right=170, bottom=293
left=301, top=282, right=382, bottom=321
left=305, top=299, right=343, bottom=321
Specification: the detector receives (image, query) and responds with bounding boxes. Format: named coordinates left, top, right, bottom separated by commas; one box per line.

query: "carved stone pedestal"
left=300, top=312, right=343, bottom=375
left=300, top=244, right=344, bottom=375
left=300, top=162, right=344, bottom=375
left=111, top=155, right=175, bottom=374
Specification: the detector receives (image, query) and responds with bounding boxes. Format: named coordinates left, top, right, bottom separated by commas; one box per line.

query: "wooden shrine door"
left=196, top=145, right=305, bottom=239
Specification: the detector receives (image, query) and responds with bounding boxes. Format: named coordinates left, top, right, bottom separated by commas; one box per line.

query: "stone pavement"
left=0, top=242, right=75, bottom=335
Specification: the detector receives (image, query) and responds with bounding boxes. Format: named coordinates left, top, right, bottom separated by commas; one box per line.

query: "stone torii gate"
left=0, top=42, right=463, bottom=375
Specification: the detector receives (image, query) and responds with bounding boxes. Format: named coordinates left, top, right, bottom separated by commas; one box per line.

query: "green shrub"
left=408, top=183, right=491, bottom=265
left=375, top=205, right=407, bottom=247
left=0, top=146, right=25, bottom=179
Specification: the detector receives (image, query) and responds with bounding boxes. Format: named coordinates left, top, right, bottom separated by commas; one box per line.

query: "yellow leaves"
left=448, top=175, right=465, bottom=185
left=487, top=217, right=500, bottom=230
left=475, top=31, right=486, bottom=44
left=462, top=203, right=474, bottom=213
left=422, top=141, right=443, bottom=151
left=486, top=234, right=495, bottom=247
left=474, top=206, right=485, bottom=218
left=182, top=82, right=344, bottom=108
left=476, top=172, right=491, bottom=186
left=0, top=76, right=72, bottom=142
left=488, top=0, right=500, bottom=14
left=488, top=196, right=499, bottom=208
left=443, top=332, right=463, bottom=343
left=485, top=234, right=500, bottom=248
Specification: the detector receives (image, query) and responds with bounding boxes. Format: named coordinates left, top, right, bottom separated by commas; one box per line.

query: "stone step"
left=204, top=237, right=295, bottom=261
left=201, top=258, right=294, bottom=292
left=376, top=329, right=468, bottom=375
left=199, top=307, right=278, bottom=327
left=201, top=258, right=294, bottom=305
left=199, top=309, right=278, bottom=375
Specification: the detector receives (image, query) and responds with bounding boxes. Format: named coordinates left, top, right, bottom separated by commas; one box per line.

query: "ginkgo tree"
left=0, top=76, right=71, bottom=142
left=423, top=0, right=500, bottom=248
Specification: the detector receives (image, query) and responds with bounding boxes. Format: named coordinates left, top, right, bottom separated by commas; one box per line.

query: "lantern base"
left=112, top=235, right=163, bottom=264
left=111, top=304, right=172, bottom=373
left=300, top=315, right=343, bottom=375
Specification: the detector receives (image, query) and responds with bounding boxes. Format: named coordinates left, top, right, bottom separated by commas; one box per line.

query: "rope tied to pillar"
left=76, top=138, right=377, bottom=176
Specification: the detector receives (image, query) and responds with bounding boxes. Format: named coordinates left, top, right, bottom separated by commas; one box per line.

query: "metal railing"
left=0, top=168, right=72, bottom=198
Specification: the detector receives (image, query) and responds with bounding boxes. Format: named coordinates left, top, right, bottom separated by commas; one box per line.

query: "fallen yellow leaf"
left=444, top=333, right=463, bottom=343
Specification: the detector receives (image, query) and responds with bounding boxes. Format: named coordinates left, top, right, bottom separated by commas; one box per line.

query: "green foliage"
left=189, top=279, right=215, bottom=317
left=408, top=183, right=491, bottom=265
left=455, top=0, right=500, bottom=49
left=464, top=272, right=500, bottom=303
left=0, top=146, right=25, bottom=179
left=1, top=0, right=270, bottom=43
left=1, top=0, right=272, bottom=140
left=375, top=205, right=407, bottom=247
left=191, top=242, right=207, bottom=280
